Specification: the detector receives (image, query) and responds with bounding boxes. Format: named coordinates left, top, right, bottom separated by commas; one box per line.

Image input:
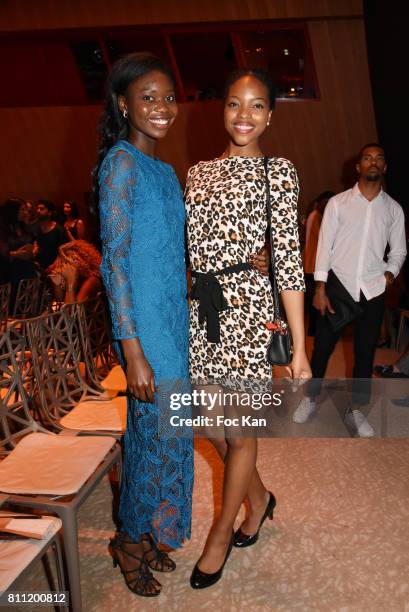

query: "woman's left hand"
left=287, top=349, right=312, bottom=382
left=250, top=246, right=269, bottom=276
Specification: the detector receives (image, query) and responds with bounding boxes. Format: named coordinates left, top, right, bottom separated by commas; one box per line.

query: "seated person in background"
left=63, top=200, right=86, bottom=241
left=47, top=239, right=102, bottom=303
left=374, top=348, right=409, bottom=407
left=0, top=198, right=37, bottom=309
left=303, top=191, right=335, bottom=273
left=24, top=200, right=40, bottom=237
left=374, top=348, right=409, bottom=379
left=303, top=191, right=335, bottom=335
left=34, top=200, right=68, bottom=270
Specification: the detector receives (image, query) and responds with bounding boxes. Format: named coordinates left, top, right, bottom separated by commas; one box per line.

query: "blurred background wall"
left=0, top=0, right=380, bottom=220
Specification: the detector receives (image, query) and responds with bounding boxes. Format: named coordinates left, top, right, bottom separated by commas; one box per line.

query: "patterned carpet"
left=13, top=338, right=409, bottom=611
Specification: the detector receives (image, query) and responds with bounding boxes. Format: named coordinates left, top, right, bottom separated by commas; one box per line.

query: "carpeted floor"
left=13, top=337, right=409, bottom=611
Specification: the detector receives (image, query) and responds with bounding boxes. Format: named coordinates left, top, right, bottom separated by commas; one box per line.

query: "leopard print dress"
left=185, top=156, right=305, bottom=381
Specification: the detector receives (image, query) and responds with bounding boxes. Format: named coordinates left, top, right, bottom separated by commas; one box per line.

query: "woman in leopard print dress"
left=185, top=69, right=311, bottom=589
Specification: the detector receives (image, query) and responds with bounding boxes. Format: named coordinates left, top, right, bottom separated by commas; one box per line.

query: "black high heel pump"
left=190, top=531, right=234, bottom=589
left=233, top=491, right=276, bottom=548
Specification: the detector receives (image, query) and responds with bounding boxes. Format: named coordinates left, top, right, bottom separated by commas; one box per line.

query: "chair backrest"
left=37, top=281, right=54, bottom=315
left=0, top=283, right=11, bottom=332
left=77, top=294, right=118, bottom=382
left=61, top=301, right=107, bottom=395
left=63, top=300, right=101, bottom=391
left=26, top=308, right=90, bottom=429
left=12, top=277, right=42, bottom=319
left=0, top=321, right=45, bottom=455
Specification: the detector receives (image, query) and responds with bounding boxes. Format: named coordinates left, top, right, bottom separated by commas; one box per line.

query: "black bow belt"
left=190, top=262, right=253, bottom=343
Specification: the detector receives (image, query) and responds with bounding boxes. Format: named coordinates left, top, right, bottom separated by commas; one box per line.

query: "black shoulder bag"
left=263, top=156, right=293, bottom=366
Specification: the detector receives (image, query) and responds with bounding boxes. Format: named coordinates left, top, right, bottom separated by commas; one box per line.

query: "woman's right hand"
left=11, top=244, right=34, bottom=260
left=122, top=338, right=156, bottom=403
left=313, top=286, right=335, bottom=316
left=61, top=263, right=79, bottom=284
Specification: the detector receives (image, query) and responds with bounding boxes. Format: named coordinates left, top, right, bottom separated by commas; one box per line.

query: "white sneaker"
left=293, top=397, right=316, bottom=423
left=345, top=409, right=375, bottom=438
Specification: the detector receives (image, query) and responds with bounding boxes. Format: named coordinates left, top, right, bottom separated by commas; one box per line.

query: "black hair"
left=358, top=143, right=385, bottom=161
left=316, top=190, right=335, bottom=203
left=92, top=52, right=175, bottom=201
left=64, top=200, right=79, bottom=218
left=304, top=191, right=335, bottom=219
left=37, top=199, right=56, bottom=213
left=0, top=198, right=26, bottom=233
left=223, top=68, right=276, bottom=109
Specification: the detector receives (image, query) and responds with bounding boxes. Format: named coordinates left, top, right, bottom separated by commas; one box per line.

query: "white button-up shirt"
left=314, top=183, right=406, bottom=301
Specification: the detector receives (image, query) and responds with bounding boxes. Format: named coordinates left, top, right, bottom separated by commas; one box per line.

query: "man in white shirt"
left=294, top=143, right=406, bottom=436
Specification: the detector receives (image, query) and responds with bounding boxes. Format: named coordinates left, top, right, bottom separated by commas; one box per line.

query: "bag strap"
left=263, top=156, right=282, bottom=320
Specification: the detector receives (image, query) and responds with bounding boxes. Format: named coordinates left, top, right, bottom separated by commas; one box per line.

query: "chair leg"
left=58, top=507, right=82, bottom=612
left=40, top=536, right=68, bottom=612
left=53, top=537, right=68, bottom=612
left=42, top=548, right=57, bottom=593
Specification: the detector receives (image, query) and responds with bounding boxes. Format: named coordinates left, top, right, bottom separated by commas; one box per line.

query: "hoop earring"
left=123, top=110, right=128, bottom=119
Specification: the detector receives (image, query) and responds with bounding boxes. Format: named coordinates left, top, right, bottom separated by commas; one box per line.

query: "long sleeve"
left=314, top=198, right=338, bottom=282
left=271, top=160, right=305, bottom=292
left=99, top=148, right=138, bottom=340
left=385, top=204, right=407, bottom=278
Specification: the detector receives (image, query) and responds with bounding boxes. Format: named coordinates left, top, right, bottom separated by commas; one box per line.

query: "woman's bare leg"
left=209, top=437, right=270, bottom=535
left=198, top=436, right=258, bottom=573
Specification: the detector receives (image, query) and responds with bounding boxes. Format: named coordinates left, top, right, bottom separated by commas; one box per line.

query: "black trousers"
left=305, top=273, right=318, bottom=336
left=308, top=290, right=385, bottom=404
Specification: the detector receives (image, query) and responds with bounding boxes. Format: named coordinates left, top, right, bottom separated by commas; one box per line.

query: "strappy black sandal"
left=109, top=533, right=162, bottom=597
left=141, top=533, right=176, bottom=572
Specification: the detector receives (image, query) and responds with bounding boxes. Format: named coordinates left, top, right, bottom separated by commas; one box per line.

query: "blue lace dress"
left=98, top=140, right=193, bottom=548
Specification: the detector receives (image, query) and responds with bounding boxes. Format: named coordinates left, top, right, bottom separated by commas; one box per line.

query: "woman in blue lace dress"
left=94, top=53, right=193, bottom=598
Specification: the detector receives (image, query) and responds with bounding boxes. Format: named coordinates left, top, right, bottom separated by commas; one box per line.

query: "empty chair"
left=79, top=295, right=123, bottom=387
left=74, top=297, right=126, bottom=396
left=0, top=512, right=66, bottom=611
left=0, top=321, right=121, bottom=611
left=27, top=307, right=126, bottom=434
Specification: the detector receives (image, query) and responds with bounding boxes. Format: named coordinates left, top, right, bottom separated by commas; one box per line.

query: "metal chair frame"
left=26, top=308, right=109, bottom=432
left=0, top=282, right=11, bottom=332
left=0, top=321, right=122, bottom=612
left=0, top=512, right=67, bottom=612
left=78, top=295, right=118, bottom=384
left=11, top=277, right=42, bottom=320
left=61, top=300, right=106, bottom=395
left=0, top=323, right=49, bottom=456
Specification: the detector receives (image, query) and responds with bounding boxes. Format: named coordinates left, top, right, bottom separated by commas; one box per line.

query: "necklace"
left=219, top=150, right=264, bottom=159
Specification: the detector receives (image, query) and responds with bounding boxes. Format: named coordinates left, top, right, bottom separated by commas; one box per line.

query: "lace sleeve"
left=99, top=149, right=138, bottom=340
left=271, top=159, right=305, bottom=292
